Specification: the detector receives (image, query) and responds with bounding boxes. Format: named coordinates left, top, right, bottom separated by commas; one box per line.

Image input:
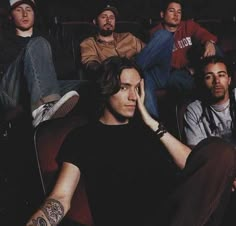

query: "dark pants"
left=160, top=137, right=236, bottom=226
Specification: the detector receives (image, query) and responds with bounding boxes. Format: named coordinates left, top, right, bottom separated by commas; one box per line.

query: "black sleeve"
left=56, top=127, right=83, bottom=168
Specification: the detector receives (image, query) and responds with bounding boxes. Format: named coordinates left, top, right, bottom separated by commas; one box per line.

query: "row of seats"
left=49, top=19, right=236, bottom=80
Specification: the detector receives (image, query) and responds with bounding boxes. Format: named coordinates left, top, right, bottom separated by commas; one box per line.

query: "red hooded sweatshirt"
left=150, top=19, right=217, bottom=69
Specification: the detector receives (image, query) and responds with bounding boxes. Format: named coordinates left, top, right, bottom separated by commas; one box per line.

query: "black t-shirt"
left=57, top=120, right=176, bottom=226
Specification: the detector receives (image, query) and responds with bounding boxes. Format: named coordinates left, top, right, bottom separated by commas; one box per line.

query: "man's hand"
left=232, top=178, right=236, bottom=192
left=135, top=79, right=149, bottom=120
left=135, top=79, right=158, bottom=130
left=203, top=41, right=216, bottom=58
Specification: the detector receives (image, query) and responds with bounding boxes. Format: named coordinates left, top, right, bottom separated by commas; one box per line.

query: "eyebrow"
left=120, top=81, right=141, bottom=87
left=120, top=82, right=132, bottom=86
left=205, top=70, right=227, bottom=75
left=167, top=7, right=182, bottom=11
left=16, top=6, right=32, bottom=9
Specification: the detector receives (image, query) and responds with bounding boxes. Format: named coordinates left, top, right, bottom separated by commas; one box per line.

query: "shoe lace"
left=41, top=101, right=56, bottom=118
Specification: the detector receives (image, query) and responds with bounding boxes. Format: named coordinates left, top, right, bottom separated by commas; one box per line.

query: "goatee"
left=99, top=29, right=113, bottom=36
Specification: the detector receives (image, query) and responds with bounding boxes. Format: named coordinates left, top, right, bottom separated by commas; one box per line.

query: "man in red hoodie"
left=150, top=0, right=222, bottom=98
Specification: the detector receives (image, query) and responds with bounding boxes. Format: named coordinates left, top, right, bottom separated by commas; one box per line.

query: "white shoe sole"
left=49, top=91, right=80, bottom=120
left=33, top=91, right=79, bottom=127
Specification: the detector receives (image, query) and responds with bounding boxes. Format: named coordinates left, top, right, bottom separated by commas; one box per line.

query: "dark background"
left=1, top=0, right=236, bottom=22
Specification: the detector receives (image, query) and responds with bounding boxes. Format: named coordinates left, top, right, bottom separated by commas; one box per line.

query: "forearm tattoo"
left=40, top=198, right=64, bottom=225
left=28, top=217, right=47, bottom=225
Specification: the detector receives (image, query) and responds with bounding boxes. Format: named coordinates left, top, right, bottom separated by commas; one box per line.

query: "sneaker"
left=32, top=90, right=80, bottom=127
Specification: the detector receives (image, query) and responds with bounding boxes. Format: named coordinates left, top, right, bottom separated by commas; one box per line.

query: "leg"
left=135, top=30, right=173, bottom=118
left=23, top=36, right=61, bottom=111
left=0, top=54, right=31, bottom=113
left=1, top=37, right=61, bottom=112
left=135, top=30, right=173, bottom=72
left=167, top=68, right=195, bottom=97
left=1, top=36, right=80, bottom=127
left=161, top=137, right=236, bottom=226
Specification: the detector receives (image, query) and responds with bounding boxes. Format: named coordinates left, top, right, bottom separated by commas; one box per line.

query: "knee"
left=151, top=29, right=173, bottom=43
left=196, top=137, right=236, bottom=168
left=26, top=36, right=51, bottom=52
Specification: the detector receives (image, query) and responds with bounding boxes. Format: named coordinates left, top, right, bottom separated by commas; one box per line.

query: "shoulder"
left=115, top=32, right=143, bottom=43
left=149, top=22, right=163, bottom=35
left=186, top=99, right=203, bottom=113
left=80, top=36, right=96, bottom=45
left=180, top=19, right=200, bottom=31
left=63, top=123, right=90, bottom=143
left=184, top=19, right=199, bottom=26
left=115, top=32, right=135, bottom=39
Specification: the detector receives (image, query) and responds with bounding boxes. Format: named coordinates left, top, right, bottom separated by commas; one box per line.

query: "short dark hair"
left=198, top=56, right=232, bottom=80
left=96, top=56, right=143, bottom=115
left=161, top=0, right=183, bottom=12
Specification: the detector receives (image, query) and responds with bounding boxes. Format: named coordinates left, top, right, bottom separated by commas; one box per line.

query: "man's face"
left=11, top=3, right=34, bottom=31
left=95, top=10, right=116, bottom=36
left=105, top=68, right=141, bottom=123
left=203, top=62, right=231, bottom=102
left=161, top=2, right=182, bottom=28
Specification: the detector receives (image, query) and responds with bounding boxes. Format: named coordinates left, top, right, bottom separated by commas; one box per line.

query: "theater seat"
left=33, top=115, right=94, bottom=226
left=175, top=98, right=193, bottom=143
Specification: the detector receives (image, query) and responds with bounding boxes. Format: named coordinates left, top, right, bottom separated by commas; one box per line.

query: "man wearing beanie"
left=80, top=4, right=173, bottom=119
left=0, top=0, right=85, bottom=127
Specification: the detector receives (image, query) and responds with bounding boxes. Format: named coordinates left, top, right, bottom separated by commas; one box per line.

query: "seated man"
left=0, top=0, right=85, bottom=127
left=80, top=4, right=173, bottom=119
left=27, top=56, right=236, bottom=226
left=183, top=55, right=236, bottom=226
left=150, top=0, right=223, bottom=98
left=184, top=56, right=236, bottom=148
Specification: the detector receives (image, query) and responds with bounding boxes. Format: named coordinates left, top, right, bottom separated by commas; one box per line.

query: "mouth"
left=104, top=24, right=113, bottom=29
left=172, top=17, right=179, bottom=22
left=212, top=86, right=224, bottom=94
left=126, top=105, right=136, bottom=110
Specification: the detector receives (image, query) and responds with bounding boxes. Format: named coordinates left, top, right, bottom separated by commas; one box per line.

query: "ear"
left=8, top=15, right=13, bottom=21
left=228, top=76, right=232, bottom=85
left=93, top=19, right=96, bottom=25
left=160, top=11, right=164, bottom=19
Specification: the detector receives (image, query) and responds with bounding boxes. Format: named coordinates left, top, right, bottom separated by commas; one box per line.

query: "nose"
left=23, top=10, right=28, bottom=16
left=213, top=75, right=220, bottom=84
left=128, top=89, right=137, bottom=101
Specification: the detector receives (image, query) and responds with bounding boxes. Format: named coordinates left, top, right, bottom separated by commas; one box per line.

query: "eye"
left=204, top=74, right=212, bottom=80
left=120, top=86, right=127, bottom=91
left=219, top=73, right=227, bottom=77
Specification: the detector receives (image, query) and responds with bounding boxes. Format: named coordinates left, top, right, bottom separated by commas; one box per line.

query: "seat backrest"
left=33, top=115, right=93, bottom=226
left=175, top=99, right=192, bottom=143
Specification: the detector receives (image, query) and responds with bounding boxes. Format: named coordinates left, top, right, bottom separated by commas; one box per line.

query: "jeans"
left=166, top=44, right=225, bottom=99
left=167, top=68, right=195, bottom=97
left=0, top=36, right=85, bottom=113
left=159, top=137, right=236, bottom=226
left=135, top=30, right=173, bottom=118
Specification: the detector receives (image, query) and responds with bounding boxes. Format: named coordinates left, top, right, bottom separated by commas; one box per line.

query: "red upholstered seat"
left=33, top=115, right=93, bottom=226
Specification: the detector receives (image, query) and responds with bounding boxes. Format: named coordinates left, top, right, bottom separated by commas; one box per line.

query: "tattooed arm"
left=26, top=162, right=81, bottom=226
